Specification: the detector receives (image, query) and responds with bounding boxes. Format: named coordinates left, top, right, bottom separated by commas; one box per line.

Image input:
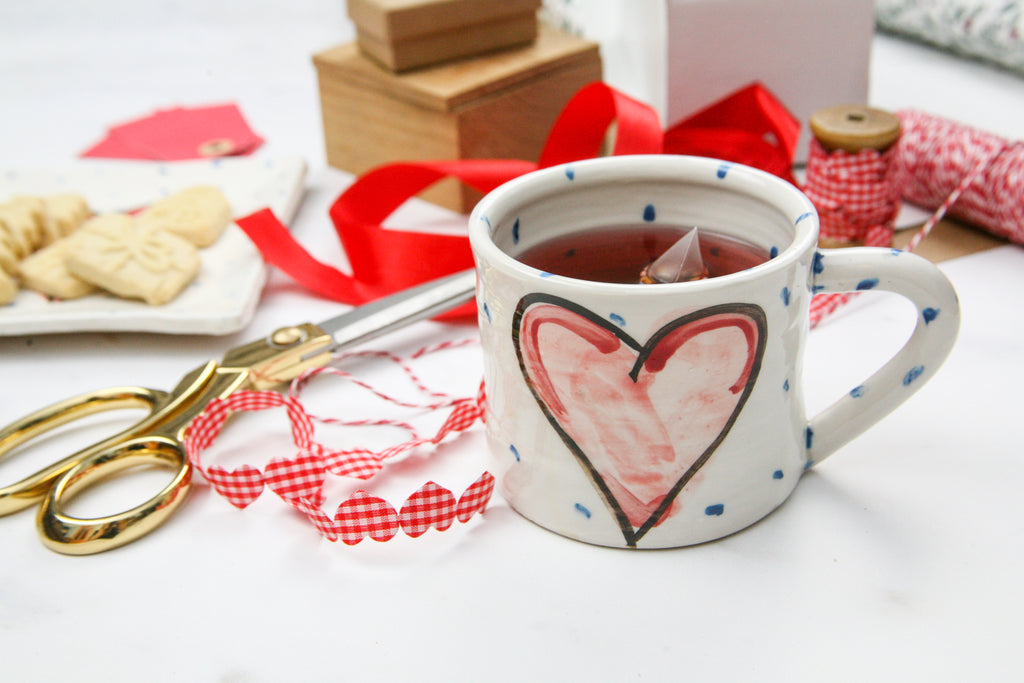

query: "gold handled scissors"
left=0, top=270, right=476, bottom=555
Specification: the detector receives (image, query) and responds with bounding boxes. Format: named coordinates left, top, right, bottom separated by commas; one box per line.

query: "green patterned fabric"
left=876, top=0, right=1024, bottom=75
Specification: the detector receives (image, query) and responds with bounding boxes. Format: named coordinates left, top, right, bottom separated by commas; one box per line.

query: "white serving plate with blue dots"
left=0, top=156, right=305, bottom=336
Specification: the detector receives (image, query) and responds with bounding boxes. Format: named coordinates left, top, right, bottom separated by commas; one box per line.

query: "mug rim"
left=468, top=155, right=820, bottom=292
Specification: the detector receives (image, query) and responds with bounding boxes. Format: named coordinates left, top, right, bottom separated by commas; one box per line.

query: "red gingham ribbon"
left=804, top=139, right=901, bottom=328
left=183, top=342, right=493, bottom=544
left=185, top=391, right=316, bottom=508
left=803, top=138, right=901, bottom=246
left=334, top=491, right=401, bottom=544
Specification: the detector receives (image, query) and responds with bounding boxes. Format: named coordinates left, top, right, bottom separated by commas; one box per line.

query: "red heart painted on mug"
left=514, top=295, right=766, bottom=546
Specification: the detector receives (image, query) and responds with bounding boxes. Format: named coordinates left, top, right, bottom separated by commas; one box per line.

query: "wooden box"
left=314, top=24, right=601, bottom=213
left=348, top=0, right=542, bottom=72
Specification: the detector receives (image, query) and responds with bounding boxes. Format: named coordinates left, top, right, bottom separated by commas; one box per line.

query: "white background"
left=2, top=2, right=1024, bottom=680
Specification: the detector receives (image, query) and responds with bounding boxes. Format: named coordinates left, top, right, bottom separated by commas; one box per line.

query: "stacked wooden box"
left=315, top=0, right=602, bottom=212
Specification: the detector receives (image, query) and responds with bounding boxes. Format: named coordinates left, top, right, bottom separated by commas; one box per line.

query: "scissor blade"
left=317, top=269, right=477, bottom=352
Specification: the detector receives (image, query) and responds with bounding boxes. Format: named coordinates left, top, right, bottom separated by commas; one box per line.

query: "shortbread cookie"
left=136, top=185, right=232, bottom=247
left=41, top=193, right=91, bottom=244
left=67, top=214, right=200, bottom=305
left=0, top=231, right=19, bottom=275
left=0, top=202, right=38, bottom=257
left=6, top=196, right=46, bottom=249
left=18, top=237, right=97, bottom=300
left=0, top=268, right=17, bottom=305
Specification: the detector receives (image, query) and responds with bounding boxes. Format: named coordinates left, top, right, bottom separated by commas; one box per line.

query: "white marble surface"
left=1, top=2, right=1023, bottom=681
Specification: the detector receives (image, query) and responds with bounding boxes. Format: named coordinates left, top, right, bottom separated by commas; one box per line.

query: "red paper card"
left=81, top=103, right=264, bottom=160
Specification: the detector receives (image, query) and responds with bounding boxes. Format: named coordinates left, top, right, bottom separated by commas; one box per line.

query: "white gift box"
left=542, top=0, right=875, bottom=161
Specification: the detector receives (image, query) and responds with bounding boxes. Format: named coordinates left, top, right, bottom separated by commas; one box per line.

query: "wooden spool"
left=810, top=104, right=901, bottom=248
left=809, top=104, right=901, bottom=153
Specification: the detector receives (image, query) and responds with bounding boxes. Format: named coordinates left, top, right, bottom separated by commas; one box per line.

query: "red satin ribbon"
left=237, top=82, right=799, bottom=313
left=664, top=83, right=799, bottom=185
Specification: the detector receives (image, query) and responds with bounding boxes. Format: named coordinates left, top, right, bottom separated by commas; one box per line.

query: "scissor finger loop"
left=0, top=387, right=170, bottom=516
left=37, top=435, right=191, bottom=555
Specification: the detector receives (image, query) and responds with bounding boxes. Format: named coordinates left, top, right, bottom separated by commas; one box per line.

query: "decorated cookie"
left=67, top=214, right=200, bottom=305
left=136, top=185, right=232, bottom=247
left=18, top=237, right=98, bottom=300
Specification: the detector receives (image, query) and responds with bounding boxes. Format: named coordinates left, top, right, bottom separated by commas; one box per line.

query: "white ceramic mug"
left=467, top=155, right=960, bottom=549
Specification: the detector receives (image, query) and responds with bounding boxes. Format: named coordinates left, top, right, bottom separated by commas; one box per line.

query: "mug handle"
left=806, top=247, right=960, bottom=466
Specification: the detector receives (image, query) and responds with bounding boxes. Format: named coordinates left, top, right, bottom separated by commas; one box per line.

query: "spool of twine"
left=892, top=109, right=1023, bottom=250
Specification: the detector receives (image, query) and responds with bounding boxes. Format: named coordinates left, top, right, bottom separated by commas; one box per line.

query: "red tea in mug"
left=515, top=224, right=770, bottom=284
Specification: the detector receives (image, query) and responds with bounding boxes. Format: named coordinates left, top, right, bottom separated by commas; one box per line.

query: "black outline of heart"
left=513, top=293, right=767, bottom=547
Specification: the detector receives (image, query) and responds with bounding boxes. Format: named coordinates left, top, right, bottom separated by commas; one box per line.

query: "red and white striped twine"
left=806, top=109, right=1021, bottom=327
left=893, top=109, right=1022, bottom=250
left=184, top=340, right=493, bottom=545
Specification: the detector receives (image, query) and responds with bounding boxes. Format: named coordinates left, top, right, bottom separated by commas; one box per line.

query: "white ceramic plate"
left=0, top=156, right=306, bottom=336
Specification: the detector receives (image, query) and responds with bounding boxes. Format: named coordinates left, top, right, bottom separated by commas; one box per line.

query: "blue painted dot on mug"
left=812, top=251, right=826, bottom=274
left=795, top=211, right=815, bottom=225
left=643, top=204, right=656, bottom=222
left=512, top=217, right=520, bottom=244
left=903, top=365, right=925, bottom=386
left=565, top=166, right=575, bottom=180
left=609, top=312, right=626, bottom=327
left=805, top=426, right=814, bottom=449
left=856, top=278, right=879, bottom=291
left=780, top=287, right=791, bottom=306
left=890, top=248, right=903, bottom=256
left=923, top=307, right=940, bottom=324
left=769, top=246, right=779, bottom=259
left=705, top=503, right=725, bottom=516
left=539, top=271, right=555, bottom=278
left=783, top=379, right=790, bottom=392
left=772, top=469, right=784, bottom=480
left=716, top=162, right=732, bottom=179
left=509, top=444, right=521, bottom=462
left=850, top=385, right=865, bottom=398
left=575, top=503, right=592, bottom=519
left=480, top=215, right=492, bottom=230
left=482, top=301, right=492, bottom=324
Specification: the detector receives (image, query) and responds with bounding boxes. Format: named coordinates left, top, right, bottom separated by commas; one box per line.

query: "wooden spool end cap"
left=810, top=104, right=901, bottom=152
